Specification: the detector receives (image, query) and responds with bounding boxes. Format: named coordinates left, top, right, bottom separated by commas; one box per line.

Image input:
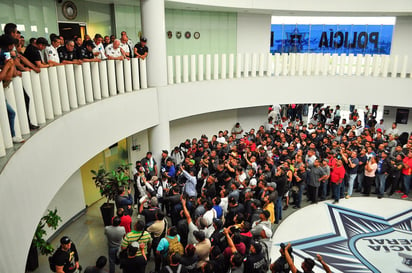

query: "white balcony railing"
left=0, top=59, right=148, bottom=158
left=167, top=53, right=411, bottom=84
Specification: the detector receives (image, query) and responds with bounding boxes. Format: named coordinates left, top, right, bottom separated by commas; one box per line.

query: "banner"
left=270, top=24, right=394, bottom=55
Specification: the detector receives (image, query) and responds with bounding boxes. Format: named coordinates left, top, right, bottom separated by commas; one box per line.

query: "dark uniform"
left=244, top=252, right=268, bottom=273
left=134, top=42, right=148, bottom=56
left=78, top=46, right=94, bottom=60
left=58, top=46, right=77, bottom=62
left=24, top=44, right=42, bottom=65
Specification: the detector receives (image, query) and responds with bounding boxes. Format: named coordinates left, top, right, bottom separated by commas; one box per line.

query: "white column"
left=0, top=125, right=5, bottom=156
left=56, top=65, right=70, bottom=111
left=305, top=54, right=312, bottom=76
left=190, top=55, right=196, bottom=82
left=0, top=84, right=13, bottom=148
left=251, top=53, right=257, bottom=77
left=82, top=62, right=94, bottom=102
left=221, top=54, right=227, bottom=80
left=167, top=56, right=174, bottom=84
left=107, top=60, right=117, bottom=96
left=297, top=54, right=304, bottom=76
left=175, top=56, right=181, bottom=83
left=289, top=53, right=296, bottom=76
left=39, top=68, right=54, bottom=119
left=356, top=55, right=363, bottom=76
left=124, top=59, right=133, bottom=92
left=205, top=54, right=211, bottom=80
left=141, top=0, right=167, bottom=87
left=131, top=58, right=141, bottom=90
left=401, top=56, right=408, bottom=78
left=267, top=53, right=273, bottom=76
left=347, top=54, right=355, bottom=76
left=182, top=55, right=189, bottom=83
left=321, top=54, right=329, bottom=76
left=331, top=54, right=338, bottom=75
left=372, top=55, right=381, bottom=77
left=30, top=70, right=46, bottom=124
left=47, top=67, right=62, bottom=116
left=258, top=53, right=265, bottom=77
left=382, top=55, right=390, bottom=78
left=198, top=54, right=204, bottom=81
left=213, top=54, right=219, bottom=80
left=73, top=65, right=86, bottom=105
left=91, top=61, right=102, bottom=100
left=236, top=53, right=242, bottom=78
left=116, top=60, right=125, bottom=94
left=11, top=77, right=30, bottom=135
left=282, top=54, right=288, bottom=76
left=99, top=61, right=109, bottom=97
left=364, top=54, right=372, bottom=76
left=139, top=59, right=148, bottom=88
left=391, top=55, right=399, bottom=78
left=21, top=71, right=38, bottom=125
left=228, top=54, right=234, bottom=79
left=65, top=64, right=78, bottom=108
left=274, top=53, right=281, bottom=76
left=338, top=54, right=345, bottom=76
left=244, top=53, right=250, bottom=78
left=4, top=84, right=22, bottom=139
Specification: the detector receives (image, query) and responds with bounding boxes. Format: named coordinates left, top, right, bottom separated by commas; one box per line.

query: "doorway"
left=58, top=22, right=87, bottom=40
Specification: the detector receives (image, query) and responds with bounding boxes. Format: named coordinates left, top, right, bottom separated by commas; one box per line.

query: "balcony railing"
left=0, top=58, right=148, bottom=159
left=167, top=53, right=411, bottom=83
left=0, top=52, right=410, bottom=160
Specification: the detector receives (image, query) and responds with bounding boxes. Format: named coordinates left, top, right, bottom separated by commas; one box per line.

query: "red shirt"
left=402, top=157, right=412, bottom=176
left=112, top=215, right=132, bottom=233
left=330, top=165, right=345, bottom=184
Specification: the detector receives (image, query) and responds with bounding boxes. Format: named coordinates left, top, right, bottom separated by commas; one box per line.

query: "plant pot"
left=25, top=242, right=39, bottom=272
left=100, top=202, right=115, bottom=226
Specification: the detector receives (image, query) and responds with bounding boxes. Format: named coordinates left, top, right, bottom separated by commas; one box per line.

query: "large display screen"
left=270, top=24, right=394, bottom=55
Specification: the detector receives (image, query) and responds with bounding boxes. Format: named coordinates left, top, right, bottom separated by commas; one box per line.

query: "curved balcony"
left=0, top=52, right=411, bottom=273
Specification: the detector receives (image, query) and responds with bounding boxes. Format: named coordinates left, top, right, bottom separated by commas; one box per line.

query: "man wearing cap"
left=120, top=241, right=147, bottom=273
left=23, top=37, right=51, bottom=68
left=78, top=40, right=100, bottom=62
left=52, top=236, right=80, bottom=273
left=134, top=37, right=148, bottom=60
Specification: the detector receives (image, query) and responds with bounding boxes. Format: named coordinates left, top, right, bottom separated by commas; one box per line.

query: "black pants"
left=23, top=88, right=32, bottom=124
left=307, top=185, right=318, bottom=203
left=363, top=176, right=375, bottom=195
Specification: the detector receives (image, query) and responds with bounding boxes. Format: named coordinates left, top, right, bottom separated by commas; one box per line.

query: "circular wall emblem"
left=167, top=31, right=172, bottom=39
left=62, top=1, right=78, bottom=20
left=176, top=31, right=182, bottom=39
left=194, top=32, right=200, bottom=39
left=185, top=31, right=191, bottom=39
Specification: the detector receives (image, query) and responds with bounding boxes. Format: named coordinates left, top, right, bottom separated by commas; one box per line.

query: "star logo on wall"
left=288, top=204, right=412, bottom=273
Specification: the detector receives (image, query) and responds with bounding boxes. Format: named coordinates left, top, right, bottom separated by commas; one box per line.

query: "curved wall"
left=0, top=76, right=411, bottom=272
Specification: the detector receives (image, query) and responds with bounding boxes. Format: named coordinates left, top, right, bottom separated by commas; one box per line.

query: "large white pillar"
left=140, top=0, right=168, bottom=87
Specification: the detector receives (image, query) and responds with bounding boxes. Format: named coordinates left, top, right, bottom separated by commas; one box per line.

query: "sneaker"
left=345, top=195, right=350, bottom=199
left=401, top=194, right=408, bottom=199
left=12, top=136, right=25, bottom=143
left=396, top=190, right=402, bottom=194
left=29, top=124, right=40, bottom=130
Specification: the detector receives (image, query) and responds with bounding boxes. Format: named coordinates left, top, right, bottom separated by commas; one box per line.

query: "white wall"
left=43, top=170, right=85, bottom=240
left=128, top=130, right=150, bottom=167
left=391, top=16, right=412, bottom=71
left=237, top=106, right=269, bottom=133
left=383, top=106, right=412, bottom=134
left=237, top=13, right=272, bottom=54
left=170, top=109, right=237, bottom=148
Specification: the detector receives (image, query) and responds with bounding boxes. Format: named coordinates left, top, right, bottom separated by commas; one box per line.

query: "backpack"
left=166, top=236, right=184, bottom=256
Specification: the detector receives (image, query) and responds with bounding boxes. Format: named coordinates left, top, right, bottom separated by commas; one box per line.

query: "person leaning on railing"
left=58, top=40, right=83, bottom=65
left=23, top=37, right=52, bottom=68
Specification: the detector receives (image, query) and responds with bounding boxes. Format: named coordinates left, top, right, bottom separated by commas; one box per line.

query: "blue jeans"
left=6, top=101, right=16, bottom=137
left=275, top=196, right=282, bottom=223
left=332, top=183, right=341, bottom=202
left=347, top=173, right=357, bottom=196
left=108, top=247, right=119, bottom=273
left=320, top=181, right=327, bottom=199
left=376, top=174, right=387, bottom=196
left=357, top=172, right=364, bottom=192
left=403, top=174, right=411, bottom=195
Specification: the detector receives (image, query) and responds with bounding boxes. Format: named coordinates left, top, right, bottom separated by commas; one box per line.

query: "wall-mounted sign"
left=176, top=31, right=182, bottom=39
left=62, top=1, right=78, bottom=20
left=167, top=31, right=172, bottom=39
left=194, top=32, right=200, bottom=39
left=185, top=31, right=191, bottom=39
left=270, top=24, right=394, bottom=55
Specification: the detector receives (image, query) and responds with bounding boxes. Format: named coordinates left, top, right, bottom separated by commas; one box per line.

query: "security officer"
left=79, top=40, right=100, bottom=62
left=58, top=40, right=82, bottom=65
left=244, top=241, right=268, bottom=273
left=45, top=36, right=61, bottom=65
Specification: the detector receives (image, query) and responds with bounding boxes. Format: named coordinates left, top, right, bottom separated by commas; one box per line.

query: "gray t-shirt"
left=308, top=166, right=326, bottom=187
left=105, top=225, right=126, bottom=248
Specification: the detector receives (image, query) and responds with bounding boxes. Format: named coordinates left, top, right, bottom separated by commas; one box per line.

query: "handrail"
left=167, top=53, right=410, bottom=83
left=0, top=58, right=148, bottom=158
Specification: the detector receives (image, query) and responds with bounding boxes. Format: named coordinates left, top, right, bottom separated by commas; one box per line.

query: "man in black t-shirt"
left=134, top=37, right=148, bottom=60
left=23, top=37, right=50, bottom=68
left=53, top=236, right=80, bottom=273
left=121, top=241, right=147, bottom=273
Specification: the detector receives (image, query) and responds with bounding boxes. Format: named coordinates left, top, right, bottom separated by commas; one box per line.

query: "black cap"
left=162, top=150, right=168, bottom=154
left=60, top=236, right=71, bottom=244
left=84, top=40, right=95, bottom=48
left=140, top=36, right=147, bottom=42
left=36, top=37, right=49, bottom=46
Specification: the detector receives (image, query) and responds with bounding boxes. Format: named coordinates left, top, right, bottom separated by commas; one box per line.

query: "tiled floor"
left=32, top=189, right=406, bottom=273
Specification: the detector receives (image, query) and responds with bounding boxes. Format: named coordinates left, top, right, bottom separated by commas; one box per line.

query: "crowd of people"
left=49, top=104, right=412, bottom=273
left=0, top=22, right=148, bottom=144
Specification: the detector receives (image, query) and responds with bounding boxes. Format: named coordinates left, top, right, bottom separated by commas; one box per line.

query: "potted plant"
left=91, top=162, right=131, bottom=226
left=26, top=209, right=62, bottom=272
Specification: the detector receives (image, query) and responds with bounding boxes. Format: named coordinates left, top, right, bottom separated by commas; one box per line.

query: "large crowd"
left=49, top=104, right=411, bottom=273
left=0, top=23, right=148, bottom=144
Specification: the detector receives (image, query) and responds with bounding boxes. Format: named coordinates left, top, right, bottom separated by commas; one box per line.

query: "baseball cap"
left=140, top=36, right=147, bottom=42
left=60, top=236, right=71, bottom=244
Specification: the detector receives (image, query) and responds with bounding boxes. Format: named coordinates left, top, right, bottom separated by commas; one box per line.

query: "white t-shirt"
left=93, top=43, right=107, bottom=60
left=120, top=41, right=130, bottom=55
left=45, top=46, right=59, bottom=63
left=105, top=44, right=122, bottom=58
